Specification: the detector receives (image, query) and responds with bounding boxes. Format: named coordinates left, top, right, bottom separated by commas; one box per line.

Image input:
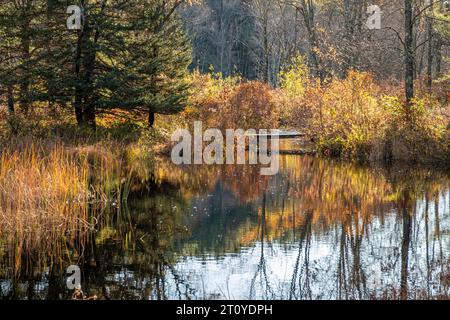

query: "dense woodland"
left=184, top=0, right=449, bottom=86
left=0, top=0, right=448, bottom=160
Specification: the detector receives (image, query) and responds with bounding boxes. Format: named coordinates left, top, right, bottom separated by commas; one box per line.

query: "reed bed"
left=0, top=139, right=129, bottom=275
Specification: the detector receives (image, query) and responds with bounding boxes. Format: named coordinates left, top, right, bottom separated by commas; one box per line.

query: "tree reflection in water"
left=0, top=155, right=449, bottom=300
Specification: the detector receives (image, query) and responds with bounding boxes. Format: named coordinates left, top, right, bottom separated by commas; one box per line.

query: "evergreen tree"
left=125, top=1, right=192, bottom=127
left=0, top=0, right=43, bottom=115
left=0, top=0, right=192, bottom=128
left=67, top=0, right=192, bottom=127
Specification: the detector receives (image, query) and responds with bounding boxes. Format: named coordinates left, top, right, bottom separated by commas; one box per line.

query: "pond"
left=0, top=154, right=449, bottom=300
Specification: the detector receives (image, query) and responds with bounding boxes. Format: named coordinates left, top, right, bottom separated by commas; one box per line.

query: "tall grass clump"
left=0, top=142, right=88, bottom=274
left=0, top=138, right=133, bottom=275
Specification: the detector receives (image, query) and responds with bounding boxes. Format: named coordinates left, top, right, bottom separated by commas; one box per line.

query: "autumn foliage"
left=187, top=67, right=449, bottom=164
left=187, top=72, right=279, bottom=130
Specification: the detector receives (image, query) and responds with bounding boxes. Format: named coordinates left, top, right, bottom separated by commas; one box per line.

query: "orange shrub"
left=188, top=72, right=278, bottom=130
left=223, top=81, right=278, bottom=130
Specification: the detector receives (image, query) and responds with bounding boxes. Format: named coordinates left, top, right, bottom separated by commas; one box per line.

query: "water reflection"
left=0, top=155, right=449, bottom=300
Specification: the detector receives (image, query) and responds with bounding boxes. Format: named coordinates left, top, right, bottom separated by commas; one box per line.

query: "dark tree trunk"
left=83, top=99, right=97, bottom=128
left=404, top=0, right=414, bottom=106
left=19, top=19, right=31, bottom=114
left=73, top=0, right=103, bottom=128
left=82, top=17, right=96, bottom=128
left=148, top=110, right=155, bottom=128
left=74, top=4, right=84, bottom=126
left=74, top=93, right=83, bottom=124
left=7, top=84, right=18, bottom=135
left=148, top=41, right=159, bottom=129
left=400, top=191, right=412, bottom=300
left=434, top=35, right=442, bottom=78
left=7, top=85, right=14, bottom=114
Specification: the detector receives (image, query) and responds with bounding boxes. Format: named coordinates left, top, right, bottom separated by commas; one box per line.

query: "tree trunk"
left=342, top=0, right=365, bottom=75
left=426, top=1, right=433, bottom=91
left=74, top=2, right=84, bottom=125
left=148, top=110, right=155, bottom=128
left=73, top=0, right=103, bottom=128
left=404, top=0, right=414, bottom=106
left=19, top=19, right=31, bottom=114
left=263, top=21, right=269, bottom=83
left=7, top=84, right=18, bottom=135
left=74, top=91, right=83, bottom=124
left=298, top=1, right=323, bottom=83
left=148, top=42, right=159, bottom=128
left=83, top=97, right=97, bottom=128
left=434, top=34, right=442, bottom=78
left=7, top=85, right=15, bottom=114
left=82, top=14, right=98, bottom=128
left=400, top=191, right=412, bottom=300
left=434, top=0, right=444, bottom=79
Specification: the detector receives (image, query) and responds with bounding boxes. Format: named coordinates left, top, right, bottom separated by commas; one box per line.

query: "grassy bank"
left=0, top=117, right=165, bottom=273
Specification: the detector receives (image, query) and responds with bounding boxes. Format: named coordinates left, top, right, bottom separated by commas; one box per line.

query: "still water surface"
left=1, top=155, right=449, bottom=300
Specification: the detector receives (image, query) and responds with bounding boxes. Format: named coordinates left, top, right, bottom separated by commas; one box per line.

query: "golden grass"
left=0, top=111, right=185, bottom=271
left=0, top=138, right=132, bottom=275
